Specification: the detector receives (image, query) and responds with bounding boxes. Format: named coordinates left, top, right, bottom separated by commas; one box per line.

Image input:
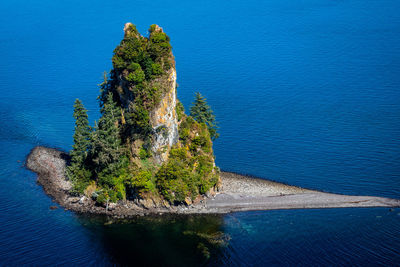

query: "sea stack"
left=114, top=23, right=179, bottom=164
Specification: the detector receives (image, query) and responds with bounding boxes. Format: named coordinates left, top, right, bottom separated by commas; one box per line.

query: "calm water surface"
left=0, top=0, right=399, bottom=265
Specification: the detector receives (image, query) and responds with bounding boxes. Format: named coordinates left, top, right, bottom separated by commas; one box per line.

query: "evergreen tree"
left=68, top=99, right=92, bottom=193
left=70, top=99, right=91, bottom=164
left=190, top=92, right=219, bottom=140
left=91, top=92, right=126, bottom=187
left=98, top=71, right=112, bottom=107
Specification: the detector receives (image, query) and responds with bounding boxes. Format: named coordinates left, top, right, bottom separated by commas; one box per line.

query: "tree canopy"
left=67, top=99, right=92, bottom=194
left=90, top=92, right=127, bottom=186
left=190, top=92, right=219, bottom=140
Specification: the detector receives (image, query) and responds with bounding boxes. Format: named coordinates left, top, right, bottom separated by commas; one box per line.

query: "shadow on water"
left=77, top=214, right=230, bottom=266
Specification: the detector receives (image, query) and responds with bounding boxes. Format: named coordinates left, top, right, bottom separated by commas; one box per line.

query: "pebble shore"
left=26, top=146, right=400, bottom=217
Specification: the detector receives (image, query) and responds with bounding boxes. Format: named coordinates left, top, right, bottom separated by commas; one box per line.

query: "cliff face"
left=149, top=69, right=178, bottom=164
left=113, top=23, right=179, bottom=164
left=115, top=63, right=179, bottom=164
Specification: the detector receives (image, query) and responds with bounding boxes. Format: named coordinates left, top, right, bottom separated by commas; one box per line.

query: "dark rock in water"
left=50, top=206, right=58, bottom=210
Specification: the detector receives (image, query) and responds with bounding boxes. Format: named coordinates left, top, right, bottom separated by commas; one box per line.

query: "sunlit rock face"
left=149, top=68, right=178, bottom=164
left=114, top=66, right=178, bottom=164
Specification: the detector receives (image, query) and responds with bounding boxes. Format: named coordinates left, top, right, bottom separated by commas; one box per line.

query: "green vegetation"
left=108, top=24, right=174, bottom=140
left=176, top=101, right=185, bottom=121
left=90, top=92, right=127, bottom=187
left=67, top=23, right=219, bottom=206
left=111, top=23, right=172, bottom=83
left=67, top=99, right=92, bottom=194
left=156, top=115, right=219, bottom=204
left=190, top=92, right=219, bottom=140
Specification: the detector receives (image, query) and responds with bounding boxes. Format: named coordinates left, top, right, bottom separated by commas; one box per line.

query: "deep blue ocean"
left=1, top=0, right=400, bottom=265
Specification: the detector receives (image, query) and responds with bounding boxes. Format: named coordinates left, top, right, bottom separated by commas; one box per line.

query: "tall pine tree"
left=190, top=92, right=219, bottom=140
left=68, top=99, right=92, bottom=193
left=91, top=92, right=126, bottom=187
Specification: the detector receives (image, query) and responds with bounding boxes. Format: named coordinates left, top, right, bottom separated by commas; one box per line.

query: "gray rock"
left=79, top=196, right=87, bottom=205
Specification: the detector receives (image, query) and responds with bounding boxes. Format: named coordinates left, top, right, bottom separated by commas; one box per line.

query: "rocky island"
left=26, top=23, right=400, bottom=217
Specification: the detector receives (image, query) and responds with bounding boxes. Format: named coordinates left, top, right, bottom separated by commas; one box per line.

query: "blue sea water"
left=0, top=0, right=400, bottom=265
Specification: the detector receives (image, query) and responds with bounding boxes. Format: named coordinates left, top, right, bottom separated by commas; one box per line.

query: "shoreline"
left=26, top=146, right=400, bottom=217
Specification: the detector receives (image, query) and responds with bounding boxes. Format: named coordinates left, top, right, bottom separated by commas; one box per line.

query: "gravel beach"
left=208, top=172, right=400, bottom=213
left=26, top=146, right=400, bottom=217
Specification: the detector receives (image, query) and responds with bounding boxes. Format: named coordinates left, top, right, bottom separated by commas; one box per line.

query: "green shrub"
left=151, top=63, right=163, bottom=76
left=125, top=24, right=139, bottom=37
left=136, top=170, right=152, bottom=186
left=108, top=189, right=118, bottom=203
left=190, top=92, right=219, bottom=140
left=129, top=169, right=156, bottom=194
left=139, top=146, right=150, bottom=159
left=126, top=104, right=151, bottom=136
left=156, top=159, right=193, bottom=203
left=143, top=83, right=163, bottom=109
left=143, top=57, right=154, bottom=79
left=176, top=101, right=184, bottom=121
left=195, top=155, right=213, bottom=176
left=148, top=24, right=157, bottom=33
left=126, top=68, right=145, bottom=83
left=169, top=147, right=188, bottom=162
left=120, top=37, right=143, bottom=62
left=112, top=55, right=126, bottom=69
left=114, top=176, right=127, bottom=200
left=150, top=31, right=168, bottom=43
left=127, top=62, right=141, bottom=71
left=179, top=116, right=195, bottom=143
left=96, top=190, right=109, bottom=204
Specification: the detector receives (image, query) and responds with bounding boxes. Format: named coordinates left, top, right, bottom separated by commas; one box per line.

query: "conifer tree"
left=98, top=71, right=112, bottom=107
left=68, top=99, right=92, bottom=193
left=190, top=92, right=219, bottom=140
left=91, top=92, right=125, bottom=186
left=70, top=99, right=91, bottom=163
